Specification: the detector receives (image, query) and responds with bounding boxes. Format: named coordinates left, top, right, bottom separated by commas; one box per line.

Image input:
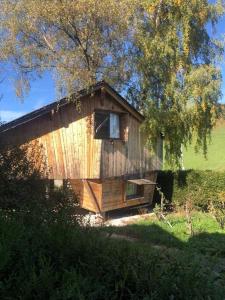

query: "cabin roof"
left=0, top=81, right=144, bottom=133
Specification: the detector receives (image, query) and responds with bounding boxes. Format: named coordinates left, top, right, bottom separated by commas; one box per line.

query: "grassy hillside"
left=181, top=119, right=225, bottom=170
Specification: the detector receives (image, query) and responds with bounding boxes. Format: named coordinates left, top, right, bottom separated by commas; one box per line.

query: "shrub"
left=155, top=170, right=225, bottom=210
left=0, top=143, right=46, bottom=210
left=0, top=212, right=224, bottom=300
left=0, top=143, right=79, bottom=221
left=208, top=192, right=225, bottom=230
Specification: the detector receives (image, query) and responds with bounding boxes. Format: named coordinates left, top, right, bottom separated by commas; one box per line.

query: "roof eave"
left=0, top=81, right=144, bottom=133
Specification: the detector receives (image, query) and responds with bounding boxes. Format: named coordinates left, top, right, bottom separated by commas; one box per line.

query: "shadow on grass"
left=189, top=232, right=225, bottom=257
left=105, top=223, right=225, bottom=258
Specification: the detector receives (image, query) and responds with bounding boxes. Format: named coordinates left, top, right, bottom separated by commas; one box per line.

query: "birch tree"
left=136, top=0, right=224, bottom=166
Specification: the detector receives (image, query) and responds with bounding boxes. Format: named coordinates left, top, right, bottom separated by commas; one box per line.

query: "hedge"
left=154, top=170, right=225, bottom=210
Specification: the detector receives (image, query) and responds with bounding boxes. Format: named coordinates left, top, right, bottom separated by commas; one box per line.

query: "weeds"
left=153, top=186, right=172, bottom=228
left=185, top=199, right=194, bottom=236
left=208, top=192, right=225, bottom=230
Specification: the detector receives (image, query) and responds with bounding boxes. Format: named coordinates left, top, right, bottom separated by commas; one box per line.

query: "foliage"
left=0, top=0, right=224, bottom=165
left=0, top=0, right=137, bottom=96
left=137, top=0, right=224, bottom=166
left=0, top=142, right=78, bottom=221
left=0, top=211, right=224, bottom=299
left=180, top=118, right=225, bottom=171
left=208, top=192, right=225, bottom=230
left=155, top=169, right=225, bottom=210
left=185, top=199, right=194, bottom=236
left=47, top=184, right=81, bottom=225
left=0, top=143, right=46, bottom=210
left=153, top=186, right=172, bottom=227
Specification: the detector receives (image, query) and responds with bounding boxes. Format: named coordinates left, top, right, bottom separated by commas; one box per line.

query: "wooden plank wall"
left=101, top=172, right=156, bottom=212
left=0, top=96, right=102, bottom=179
left=0, top=92, right=160, bottom=181
left=69, top=172, right=157, bottom=213
left=69, top=179, right=102, bottom=213
left=101, top=115, right=155, bottom=178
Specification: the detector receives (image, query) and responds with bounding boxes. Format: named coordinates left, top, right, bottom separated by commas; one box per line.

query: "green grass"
left=176, top=119, right=225, bottom=170
left=1, top=210, right=225, bottom=299
left=104, top=212, right=225, bottom=257
left=102, top=211, right=225, bottom=295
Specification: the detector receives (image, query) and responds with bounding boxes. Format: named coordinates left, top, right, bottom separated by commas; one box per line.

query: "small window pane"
left=95, top=112, right=110, bottom=139
left=110, top=113, right=120, bottom=138
left=126, top=183, right=137, bottom=197
left=126, top=182, right=144, bottom=200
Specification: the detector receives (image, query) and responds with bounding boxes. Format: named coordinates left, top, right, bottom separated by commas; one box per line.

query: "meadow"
left=181, top=119, right=225, bottom=171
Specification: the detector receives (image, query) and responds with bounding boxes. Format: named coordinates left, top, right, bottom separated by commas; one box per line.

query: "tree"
left=135, top=0, right=224, bottom=166
left=0, top=0, right=224, bottom=166
left=0, top=0, right=137, bottom=96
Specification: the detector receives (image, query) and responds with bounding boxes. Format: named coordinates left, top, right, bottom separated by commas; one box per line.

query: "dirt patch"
left=105, top=212, right=155, bottom=227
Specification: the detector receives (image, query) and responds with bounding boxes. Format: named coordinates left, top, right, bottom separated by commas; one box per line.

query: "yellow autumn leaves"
left=0, top=0, right=223, bottom=166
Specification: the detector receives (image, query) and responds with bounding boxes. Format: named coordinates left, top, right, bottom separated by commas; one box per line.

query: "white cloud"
left=0, top=110, right=27, bottom=122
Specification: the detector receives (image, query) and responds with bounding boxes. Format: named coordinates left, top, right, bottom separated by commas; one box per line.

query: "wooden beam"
left=82, top=179, right=101, bottom=213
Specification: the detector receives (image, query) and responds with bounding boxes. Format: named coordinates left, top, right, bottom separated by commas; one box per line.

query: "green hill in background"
left=181, top=119, right=225, bottom=171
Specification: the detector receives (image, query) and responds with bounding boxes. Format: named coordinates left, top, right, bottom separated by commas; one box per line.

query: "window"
left=126, top=182, right=144, bottom=200
left=95, top=111, right=120, bottom=139
left=95, top=112, right=109, bottom=139
left=110, top=113, right=120, bottom=138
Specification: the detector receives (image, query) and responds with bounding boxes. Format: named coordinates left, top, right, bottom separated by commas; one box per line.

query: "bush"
left=155, top=170, right=225, bottom=210
left=0, top=212, right=224, bottom=300
left=0, top=143, right=46, bottom=210
left=208, top=191, right=225, bottom=230
left=0, top=143, right=79, bottom=221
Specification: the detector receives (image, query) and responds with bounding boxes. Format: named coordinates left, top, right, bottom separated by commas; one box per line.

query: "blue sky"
left=0, top=13, right=225, bottom=123
left=0, top=72, right=56, bottom=122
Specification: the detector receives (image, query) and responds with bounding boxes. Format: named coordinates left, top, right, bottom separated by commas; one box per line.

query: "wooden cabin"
left=0, top=81, right=162, bottom=214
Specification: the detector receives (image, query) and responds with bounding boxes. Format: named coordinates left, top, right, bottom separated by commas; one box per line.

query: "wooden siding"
left=69, top=179, right=102, bottom=213
left=0, top=95, right=103, bottom=179
left=0, top=92, right=160, bottom=181
left=101, top=172, right=156, bottom=212
left=68, top=171, right=157, bottom=213
left=100, top=115, right=157, bottom=178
